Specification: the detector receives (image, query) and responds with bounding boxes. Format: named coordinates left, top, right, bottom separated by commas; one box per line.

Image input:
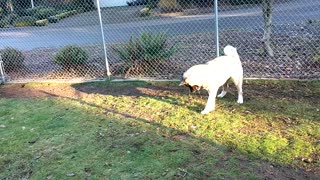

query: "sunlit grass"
left=0, top=80, right=319, bottom=179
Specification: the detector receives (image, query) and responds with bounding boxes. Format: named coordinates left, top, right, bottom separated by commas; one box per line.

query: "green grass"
left=0, top=80, right=319, bottom=179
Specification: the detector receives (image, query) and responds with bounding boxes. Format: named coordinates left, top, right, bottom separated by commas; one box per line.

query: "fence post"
left=96, top=0, right=111, bottom=78
left=0, top=54, right=5, bottom=84
left=214, top=0, right=219, bottom=57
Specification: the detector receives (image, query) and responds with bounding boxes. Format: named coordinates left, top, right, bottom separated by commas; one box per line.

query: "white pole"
left=214, top=0, right=219, bottom=57
left=31, top=0, right=34, bottom=8
left=0, top=54, right=5, bottom=83
left=96, top=0, right=111, bottom=78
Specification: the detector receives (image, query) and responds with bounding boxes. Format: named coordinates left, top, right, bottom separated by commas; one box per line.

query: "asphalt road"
left=0, top=0, right=319, bottom=50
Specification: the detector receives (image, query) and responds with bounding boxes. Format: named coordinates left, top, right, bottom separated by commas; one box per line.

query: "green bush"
left=139, top=7, right=151, bottom=17
left=72, top=0, right=95, bottom=12
left=54, top=45, right=89, bottom=68
left=0, top=7, right=4, bottom=15
left=13, top=16, right=37, bottom=27
left=35, top=19, right=49, bottom=26
left=0, top=47, right=25, bottom=71
left=35, top=7, right=56, bottom=19
left=55, top=10, right=76, bottom=20
left=113, top=32, right=177, bottom=76
left=6, top=13, right=18, bottom=24
left=313, top=47, right=320, bottom=62
left=48, top=16, right=59, bottom=23
left=228, top=0, right=261, bottom=5
left=25, top=6, right=44, bottom=16
left=26, top=6, right=56, bottom=19
left=0, top=13, right=18, bottom=28
left=0, top=18, right=10, bottom=28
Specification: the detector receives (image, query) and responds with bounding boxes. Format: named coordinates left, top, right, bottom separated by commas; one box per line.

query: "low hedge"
left=13, top=16, right=37, bottom=27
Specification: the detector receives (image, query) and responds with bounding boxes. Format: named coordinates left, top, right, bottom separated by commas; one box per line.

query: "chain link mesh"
left=0, top=0, right=319, bottom=82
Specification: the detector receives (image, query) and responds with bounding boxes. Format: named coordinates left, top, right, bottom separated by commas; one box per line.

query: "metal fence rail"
left=0, top=0, right=319, bottom=82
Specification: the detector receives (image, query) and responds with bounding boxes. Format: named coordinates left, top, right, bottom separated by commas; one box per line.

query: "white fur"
left=181, top=45, right=243, bottom=114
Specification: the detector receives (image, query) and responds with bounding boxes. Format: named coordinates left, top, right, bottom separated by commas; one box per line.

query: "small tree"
left=262, top=0, right=274, bottom=57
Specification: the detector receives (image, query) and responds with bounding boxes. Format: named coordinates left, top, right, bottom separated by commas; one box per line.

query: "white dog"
left=180, top=45, right=243, bottom=114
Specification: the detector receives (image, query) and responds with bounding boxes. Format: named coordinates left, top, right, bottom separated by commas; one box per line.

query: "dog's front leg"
left=201, top=89, right=218, bottom=114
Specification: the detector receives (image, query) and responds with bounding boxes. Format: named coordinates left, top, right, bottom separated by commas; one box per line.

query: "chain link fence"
left=0, top=0, right=319, bottom=83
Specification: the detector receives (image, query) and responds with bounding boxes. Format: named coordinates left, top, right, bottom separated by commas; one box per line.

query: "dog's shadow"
left=71, top=81, right=206, bottom=113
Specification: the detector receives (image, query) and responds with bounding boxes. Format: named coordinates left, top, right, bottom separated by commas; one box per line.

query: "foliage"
left=227, top=0, right=261, bottom=5
left=158, top=0, right=179, bottom=11
left=113, top=32, right=177, bottom=77
left=313, top=47, right=320, bottom=62
left=54, top=45, right=89, bottom=68
left=0, top=47, right=25, bottom=71
left=139, top=7, right=151, bottom=17
left=0, top=13, right=17, bottom=28
left=146, top=0, right=159, bottom=9
left=178, top=0, right=213, bottom=8
left=35, top=19, right=49, bottom=26
left=72, top=0, right=95, bottom=12
left=35, top=7, right=56, bottom=19
left=48, top=15, right=59, bottom=23
left=13, top=16, right=37, bottom=27
left=55, top=10, right=77, bottom=20
left=0, top=18, right=9, bottom=28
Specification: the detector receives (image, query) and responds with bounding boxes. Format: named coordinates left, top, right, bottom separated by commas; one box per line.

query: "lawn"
left=0, top=80, right=319, bottom=179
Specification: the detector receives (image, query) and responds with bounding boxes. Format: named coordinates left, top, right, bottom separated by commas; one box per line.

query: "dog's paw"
left=217, top=91, right=227, bottom=98
left=201, top=109, right=214, bottom=114
left=237, top=99, right=243, bottom=104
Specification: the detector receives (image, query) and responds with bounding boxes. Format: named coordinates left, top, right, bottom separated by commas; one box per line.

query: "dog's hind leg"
left=201, top=88, right=219, bottom=114
left=217, top=82, right=229, bottom=98
left=231, top=74, right=243, bottom=104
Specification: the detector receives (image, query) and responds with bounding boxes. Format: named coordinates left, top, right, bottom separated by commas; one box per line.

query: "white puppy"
left=180, top=45, right=243, bottom=114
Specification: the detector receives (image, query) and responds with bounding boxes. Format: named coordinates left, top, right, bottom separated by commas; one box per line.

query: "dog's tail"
left=223, top=45, right=239, bottom=59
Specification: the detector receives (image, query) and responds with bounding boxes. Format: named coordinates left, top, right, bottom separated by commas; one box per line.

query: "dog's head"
left=179, top=78, right=201, bottom=93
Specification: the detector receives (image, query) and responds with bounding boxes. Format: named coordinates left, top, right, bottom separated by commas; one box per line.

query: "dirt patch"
left=0, top=83, right=186, bottom=99
left=0, top=81, right=319, bottom=103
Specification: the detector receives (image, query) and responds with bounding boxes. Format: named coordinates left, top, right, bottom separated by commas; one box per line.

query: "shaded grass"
left=0, top=80, right=319, bottom=179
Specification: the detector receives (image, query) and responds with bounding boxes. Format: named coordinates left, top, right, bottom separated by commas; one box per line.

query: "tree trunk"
left=262, top=0, right=274, bottom=57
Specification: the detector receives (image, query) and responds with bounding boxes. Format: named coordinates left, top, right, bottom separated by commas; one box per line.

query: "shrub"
left=158, top=0, right=178, bottom=11
left=139, top=7, right=151, bottom=17
left=25, top=6, right=56, bottom=19
left=55, top=10, right=76, bottom=20
left=35, top=7, right=56, bottom=19
left=313, top=47, right=320, bottom=62
left=227, top=0, right=261, bottom=5
left=113, top=32, right=177, bottom=77
left=72, top=0, right=95, bottom=12
left=6, top=13, right=18, bottom=24
left=35, top=19, right=49, bottom=26
left=48, top=16, right=59, bottom=23
left=13, top=16, right=37, bottom=27
left=25, top=6, right=44, bottom=16
left=0, top=47, right=25, bottom=71
left=0, top=7, right=4, bottom=15
left=0, top=13, right=18, bottom=28
left=54, top=45, right=89, bottom=69
left=0, top=18, right=10, bottom=28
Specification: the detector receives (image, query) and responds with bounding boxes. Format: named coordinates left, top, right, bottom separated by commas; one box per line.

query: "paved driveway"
left=1, top=0, right=319, bottom=50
